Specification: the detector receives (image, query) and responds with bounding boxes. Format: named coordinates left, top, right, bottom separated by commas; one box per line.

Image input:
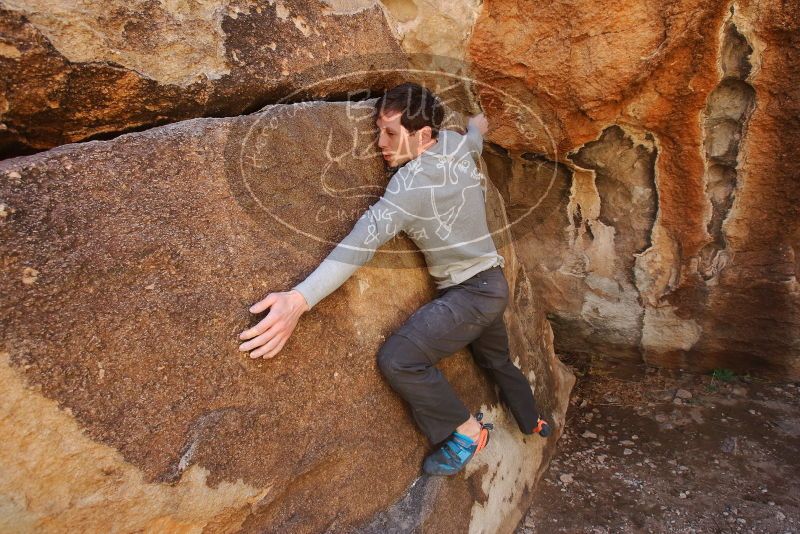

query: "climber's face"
left=376, top=110, right=434, bottom=168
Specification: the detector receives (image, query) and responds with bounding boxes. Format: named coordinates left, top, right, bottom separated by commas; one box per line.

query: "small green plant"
left=711, top=368, right=736, bottom=382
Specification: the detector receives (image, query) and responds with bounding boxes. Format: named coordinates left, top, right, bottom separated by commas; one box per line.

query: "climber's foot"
left=423, top=413, right=492, bottom=476
left=534, top=417, right=552, bottom=438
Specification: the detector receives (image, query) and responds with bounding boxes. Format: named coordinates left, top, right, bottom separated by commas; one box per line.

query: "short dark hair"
left=375, top=82, right=445, bottom=139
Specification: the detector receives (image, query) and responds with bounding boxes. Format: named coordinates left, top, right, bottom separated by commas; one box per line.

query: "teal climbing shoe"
left=423, top=414, right=493, bottom=476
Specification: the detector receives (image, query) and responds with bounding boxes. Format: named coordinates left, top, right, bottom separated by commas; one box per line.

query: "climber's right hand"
left=237, top=289, right=310, bottom=359
left=468, top=112, right=489, bottom=136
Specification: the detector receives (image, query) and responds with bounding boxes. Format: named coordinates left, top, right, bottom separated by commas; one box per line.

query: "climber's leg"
left=377, top=333, right=471, bottom=444
left=468, top=311, right=542, bottom=434
left=377, top=266, right=509, bottom=444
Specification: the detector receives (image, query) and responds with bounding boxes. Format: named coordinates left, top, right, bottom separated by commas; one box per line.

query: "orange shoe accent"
left=475, top=427, right=490, bottom=454
left=534, top=418, right=546, bottom=433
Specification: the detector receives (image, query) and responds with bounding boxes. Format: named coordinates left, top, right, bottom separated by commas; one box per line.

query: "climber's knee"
left=377, top=334, right=426, bottom=379
left=377, top=335, right=399, bottom=378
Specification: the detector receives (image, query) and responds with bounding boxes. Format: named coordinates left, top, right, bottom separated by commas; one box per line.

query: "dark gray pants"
left=377, top=265, right=540, bottom=444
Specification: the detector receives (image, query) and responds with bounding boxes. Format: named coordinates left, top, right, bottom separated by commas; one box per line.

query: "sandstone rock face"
left=2, top=0, right=795, bottom=485
left=0, top=0, right=406, bottom=157
left=468, top=0, right=800, bottom=377
left=0, top=99, right=573, bottom=532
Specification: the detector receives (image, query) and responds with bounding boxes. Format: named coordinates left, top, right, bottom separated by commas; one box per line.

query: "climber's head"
left=375, top=82, right=445, bottom=168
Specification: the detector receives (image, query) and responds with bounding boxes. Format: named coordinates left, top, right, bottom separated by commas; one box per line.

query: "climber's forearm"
left=292, top=257, right=361, bottom=311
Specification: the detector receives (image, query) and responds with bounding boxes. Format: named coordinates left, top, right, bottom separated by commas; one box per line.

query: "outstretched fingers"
left=239, top=309, right=279, bottom=342
left=237, top=291, right=301, bottom=360
left=238, top=322, right=281, bottom=353
left=249, top=292, right=277, bottom=315
left=252, top=334, right=287, bottom=359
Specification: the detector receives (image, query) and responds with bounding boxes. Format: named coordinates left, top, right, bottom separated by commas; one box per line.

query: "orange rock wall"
left=468, top=0, right=799, bottom=376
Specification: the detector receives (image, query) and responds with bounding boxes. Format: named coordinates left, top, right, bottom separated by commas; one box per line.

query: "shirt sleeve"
left=292, top=171, right=418, bottom=310
left=464, top=122, right=483, bottom=158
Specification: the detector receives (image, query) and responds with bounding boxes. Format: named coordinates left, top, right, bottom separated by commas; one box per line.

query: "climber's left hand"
left=237, top=289, right=309, bottom=359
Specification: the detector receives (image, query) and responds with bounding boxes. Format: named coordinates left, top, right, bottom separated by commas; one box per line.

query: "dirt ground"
left=517, top=356, right=800, bottom=534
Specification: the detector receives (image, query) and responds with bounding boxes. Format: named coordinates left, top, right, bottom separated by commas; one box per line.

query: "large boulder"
left=0, top=98, right=573, bottom=532
left=0, top=0, right=408, bottom=158
left=468, top=0, right=800, bottom=377
left=3, top=0, right=798, bottom=378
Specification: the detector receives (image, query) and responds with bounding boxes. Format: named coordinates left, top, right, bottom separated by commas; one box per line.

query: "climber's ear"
left=416, top=125, right=433, bottom=144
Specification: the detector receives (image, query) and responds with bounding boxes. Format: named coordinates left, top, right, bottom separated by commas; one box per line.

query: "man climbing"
left=238, top=82, right=550, bottom=476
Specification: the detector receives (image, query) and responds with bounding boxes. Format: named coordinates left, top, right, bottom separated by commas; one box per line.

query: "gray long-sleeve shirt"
left=292, top=123, right=505, bottom=310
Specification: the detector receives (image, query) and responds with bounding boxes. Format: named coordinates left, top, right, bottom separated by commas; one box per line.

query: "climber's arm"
left=465, top=112, right=488, bottom=155
left=238, top=172, right=417, bottom=359
left=291, top=173, right=418, bottom=310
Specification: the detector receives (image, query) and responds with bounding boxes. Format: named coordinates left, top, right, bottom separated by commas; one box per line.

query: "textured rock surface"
left=4, top=0, right=798, bottom=376
left=0, top=0, right=407, bottom=157
left=0, top=99, right=573, bottom=532
left=469, top=0, right=800, bottom=377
